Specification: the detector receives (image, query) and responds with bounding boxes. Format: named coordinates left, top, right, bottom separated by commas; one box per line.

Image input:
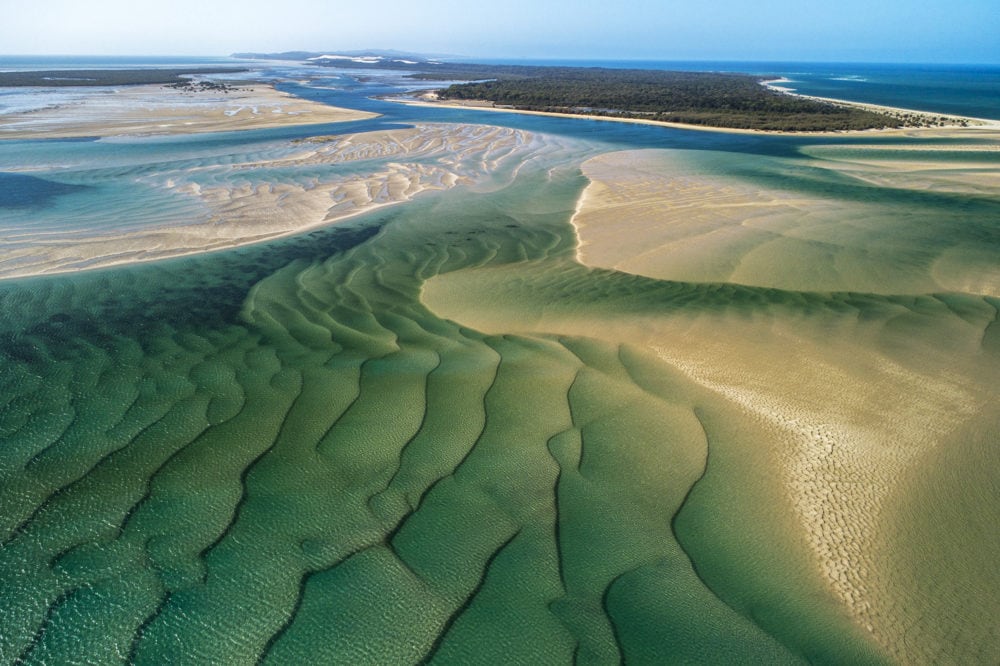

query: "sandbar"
left=0, top=123, right=535, bottom=279
left=419, top=134, right=1000, bottom=661
left=420, top=240, right=998, bottom=665
left=567, top=146, right=1000, bottom=296
left=0, top=82, right=378, bottom=139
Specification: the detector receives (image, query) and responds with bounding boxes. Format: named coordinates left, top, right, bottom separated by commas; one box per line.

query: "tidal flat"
left=0, top=69, right=998, bottom=664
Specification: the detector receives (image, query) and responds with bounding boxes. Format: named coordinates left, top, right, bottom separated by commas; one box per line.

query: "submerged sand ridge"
left=421, top=256, right=1000, bottom=664
left=421, top=134, right=1000, bottom=662
left=0, top=82, right=377, bottom=139
left=0, top=124, right=537, bottom=279
left=1, top=103, right=997, bottom=662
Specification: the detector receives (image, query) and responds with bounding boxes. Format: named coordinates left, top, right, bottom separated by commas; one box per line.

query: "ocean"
left=0, top=56, right=997, bottom=663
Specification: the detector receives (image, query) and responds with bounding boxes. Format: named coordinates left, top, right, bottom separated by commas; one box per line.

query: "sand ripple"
left=0, top=124, right=536, bottom=280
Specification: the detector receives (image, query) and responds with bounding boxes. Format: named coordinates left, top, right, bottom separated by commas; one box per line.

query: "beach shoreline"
left=389, top=91, right=1000, bottom=136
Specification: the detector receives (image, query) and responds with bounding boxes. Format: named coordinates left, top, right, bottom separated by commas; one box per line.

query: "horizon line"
left=1, top=53, right=998, bottom=67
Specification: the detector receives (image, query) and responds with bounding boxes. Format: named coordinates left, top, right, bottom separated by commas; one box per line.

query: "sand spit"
left=0, top=83, right=377, bottom=139
left=763, top=78, right=1000, bottom=132
left=0, top=124, right=535, bottom=279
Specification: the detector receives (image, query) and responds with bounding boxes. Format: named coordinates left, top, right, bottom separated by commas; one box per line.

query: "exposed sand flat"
left=0, top=83, right=377, bottom=139
left=569, top=148, right=1000, bottom=296
left=570, top=150, right=843, bottom=286
left=0, top=124, right=535, bottom=279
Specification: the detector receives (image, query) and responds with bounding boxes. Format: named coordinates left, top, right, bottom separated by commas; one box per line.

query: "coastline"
left=0, top=82, right=378, bottom=139
left=390, top=91, right=1000, bottom=136
left=760, top=77, right=1000, bottom=130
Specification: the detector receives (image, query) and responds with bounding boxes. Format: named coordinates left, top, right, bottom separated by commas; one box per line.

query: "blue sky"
left=2, top=0, right=998, bottom=63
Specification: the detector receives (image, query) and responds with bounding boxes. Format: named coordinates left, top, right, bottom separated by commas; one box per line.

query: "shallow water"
left=0, top=66, right=998, bottom=663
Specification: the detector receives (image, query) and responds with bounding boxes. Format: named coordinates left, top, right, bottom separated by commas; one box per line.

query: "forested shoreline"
left=432, top=68, right=920, bottom=131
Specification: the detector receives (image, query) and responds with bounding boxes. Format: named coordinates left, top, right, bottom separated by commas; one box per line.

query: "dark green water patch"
left=0, top=219, right=384, bottom=343
left=0, top=172, right=88, bottom=209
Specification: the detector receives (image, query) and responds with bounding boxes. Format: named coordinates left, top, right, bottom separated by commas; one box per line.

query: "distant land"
left=0, top=68, right=247, bottom=87
left=231, top=51, right=960, bottom=131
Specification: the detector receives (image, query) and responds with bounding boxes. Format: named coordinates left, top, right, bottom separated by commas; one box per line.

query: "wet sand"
left=0, top=124, right=536, bottom=279
left=420, top=137, right=1000, bottom=662
left=421, top=254, right=999, bottom=664
left=569, top=143, right=1000, bottom=296
left=0, top=83, right=378, bottom=139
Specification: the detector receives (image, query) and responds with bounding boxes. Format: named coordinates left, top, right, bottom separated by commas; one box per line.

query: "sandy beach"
left=0, top=82, right=378, bottom=139
left=393, top=91, right=1000, bottom=136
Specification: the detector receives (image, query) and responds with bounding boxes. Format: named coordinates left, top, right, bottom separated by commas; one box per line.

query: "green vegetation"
left=434, top=68, right=909, bottom=131
left=0, top=68, right=247, bottom=87
left=303, top=56, right=927, bottom=131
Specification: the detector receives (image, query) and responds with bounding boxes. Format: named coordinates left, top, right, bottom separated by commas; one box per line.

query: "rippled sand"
left=423, top=137, right=1000, bottom=663
left=571, top=141, right=1000, bottom=296
left=0, top=83, right=377, bottom=139
left=0, top=124, right=536, bottom=279
left=1, top=115, right=997, bottom=664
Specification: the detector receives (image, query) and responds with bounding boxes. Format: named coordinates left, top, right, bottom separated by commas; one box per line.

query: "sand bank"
left=391, top=92, right=1000, bottom=136
left=0, top=124, right=534, bottom=279
left=420, top=136, right=1000, bottom=661
left=0, top=83, right=377, bottom=139
left=567, top=147, right=1000, bottom=296
left=421, top=253, right=999, bottom=664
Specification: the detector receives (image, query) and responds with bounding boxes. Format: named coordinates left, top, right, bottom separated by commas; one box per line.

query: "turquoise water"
left=0, top=61, right=998, bottom=663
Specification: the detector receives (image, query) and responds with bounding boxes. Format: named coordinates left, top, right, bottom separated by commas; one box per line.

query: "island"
left=251, top=54, right=971, bottom=132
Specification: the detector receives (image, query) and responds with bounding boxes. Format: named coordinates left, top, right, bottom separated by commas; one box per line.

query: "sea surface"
left=0, top=57, right=997, bottom=663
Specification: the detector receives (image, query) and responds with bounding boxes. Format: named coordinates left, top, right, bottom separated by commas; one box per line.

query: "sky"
left=2, top=0, right=998, bottom=63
